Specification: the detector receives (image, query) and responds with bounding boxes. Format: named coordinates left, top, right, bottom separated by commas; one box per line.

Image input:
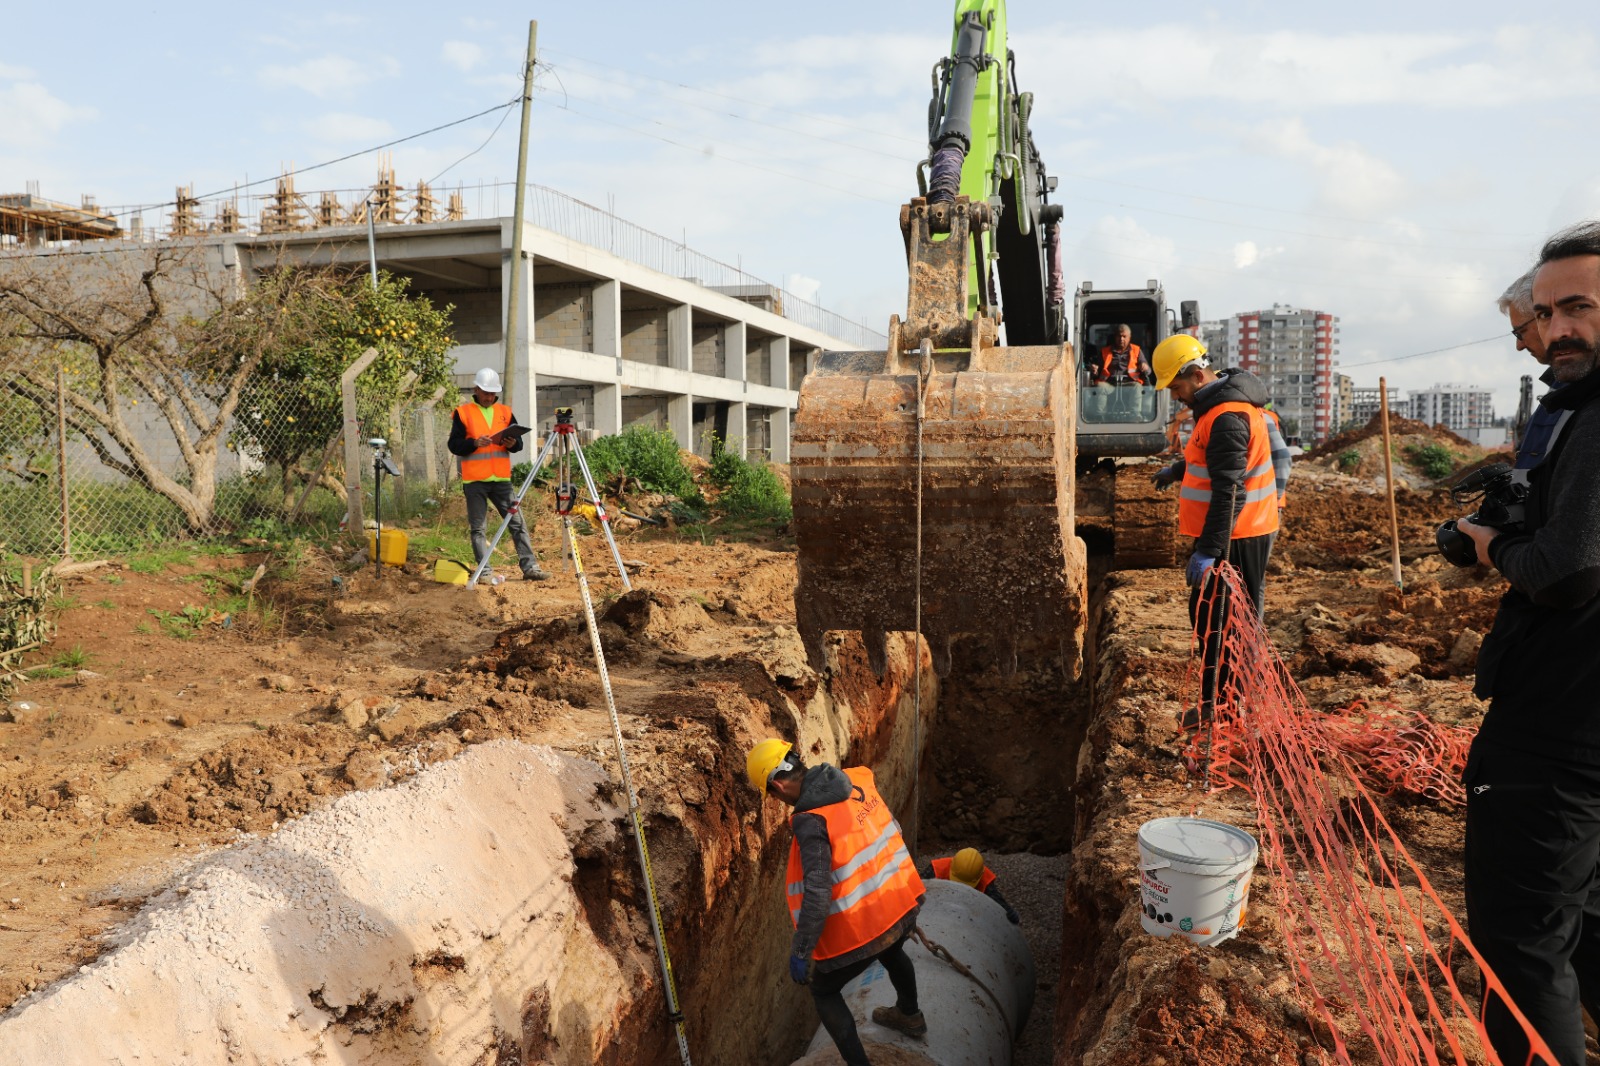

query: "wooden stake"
left=1379, top=377, right=1403, bottom=591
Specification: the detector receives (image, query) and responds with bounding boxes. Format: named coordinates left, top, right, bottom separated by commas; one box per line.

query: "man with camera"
left=1459, top=223, right=1600, bottom=1066
left=447, top=367, right=548, bottom=581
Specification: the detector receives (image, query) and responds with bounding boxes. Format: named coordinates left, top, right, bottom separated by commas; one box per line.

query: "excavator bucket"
left=791, top=340, right=1087, bottom=679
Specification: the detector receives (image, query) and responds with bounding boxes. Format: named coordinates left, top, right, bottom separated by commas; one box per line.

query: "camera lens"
left=1435, top=519, right=1482, bottom=568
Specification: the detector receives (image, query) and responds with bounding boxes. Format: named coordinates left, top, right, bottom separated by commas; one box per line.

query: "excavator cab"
left=1073, top=281, right=1183, bottom=458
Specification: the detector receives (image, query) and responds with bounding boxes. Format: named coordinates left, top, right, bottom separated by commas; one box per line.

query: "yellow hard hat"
left=1151, top=334, right=1210, bottom=390
left=746, top=738, right=794, bottom=792
left=950, top=847, right=985, bottom=887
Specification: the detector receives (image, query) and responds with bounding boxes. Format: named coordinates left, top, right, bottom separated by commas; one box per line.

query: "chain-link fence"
left=0, top=353, right=460, bottom=561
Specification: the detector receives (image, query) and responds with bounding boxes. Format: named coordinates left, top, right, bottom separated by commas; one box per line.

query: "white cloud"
left=786, top=273, right=822, bottom=302
left=0, top=80, right=95, bottom=148
left=1241, top=118, right=1406, bottom=215
left=0, top=62, right=34, bottom=79
left=441, top=41, right=483, bottom=72
left=259, top=54, right=399, bottom=97
left=1024, top=24, right=1600, bottom=110
left=1233, top=241, right=1259, bottom=268
left=304, top=112, right=394, bottom=144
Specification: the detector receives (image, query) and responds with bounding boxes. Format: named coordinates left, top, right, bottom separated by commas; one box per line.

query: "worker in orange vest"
left=748, top=739, right=927, bottom=1062
left=922, top=848, right=1020, bottom=924
left=446, top=368, right=548, bottom=581
left=1149, top=336, right=1281, bottom=728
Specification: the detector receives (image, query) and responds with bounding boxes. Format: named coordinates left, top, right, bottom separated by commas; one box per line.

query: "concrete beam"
left=399, top=257, right=494, bottom=288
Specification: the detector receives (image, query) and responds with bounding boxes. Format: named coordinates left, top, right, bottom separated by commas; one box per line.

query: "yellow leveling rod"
left=564, top=517, right=693, bottom=1066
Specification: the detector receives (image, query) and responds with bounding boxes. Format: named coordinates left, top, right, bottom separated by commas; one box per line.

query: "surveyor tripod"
left=465, top=407, right=632, bottom=592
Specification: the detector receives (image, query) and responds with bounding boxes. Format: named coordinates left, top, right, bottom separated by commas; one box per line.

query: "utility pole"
left=502, top=20, right=538, bottom=420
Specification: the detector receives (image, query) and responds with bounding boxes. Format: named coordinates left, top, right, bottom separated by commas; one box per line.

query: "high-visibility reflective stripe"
left=831, top=821, right=900, bottom=884
left=827, top=846, right=913, bottom=914
left=1188, top=463, right=1209, bottom=479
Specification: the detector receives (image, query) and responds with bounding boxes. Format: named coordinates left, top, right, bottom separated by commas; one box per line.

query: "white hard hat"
left=473, top=367, right=502, bottom=393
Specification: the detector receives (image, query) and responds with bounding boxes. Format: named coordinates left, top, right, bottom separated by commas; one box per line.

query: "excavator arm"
left=790, top=0, right=1086, bottom=679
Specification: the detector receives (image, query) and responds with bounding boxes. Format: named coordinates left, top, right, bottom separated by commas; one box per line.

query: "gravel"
left=935, top=849, right=1069, bottom=1066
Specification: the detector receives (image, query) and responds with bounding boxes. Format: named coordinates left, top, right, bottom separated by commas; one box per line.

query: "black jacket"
left=1185, top=368, right=1273, bottom=559
left=1475, top=367, right=1600, bottom=761
left=790, top=764, right=922, bottom=973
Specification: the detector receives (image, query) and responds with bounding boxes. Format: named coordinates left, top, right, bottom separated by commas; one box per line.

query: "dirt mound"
left=1307, top=413, right=1473, bottom=460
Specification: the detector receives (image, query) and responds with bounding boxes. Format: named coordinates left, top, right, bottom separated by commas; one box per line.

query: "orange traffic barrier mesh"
left=1181, top=563, right=1558, bottom=1066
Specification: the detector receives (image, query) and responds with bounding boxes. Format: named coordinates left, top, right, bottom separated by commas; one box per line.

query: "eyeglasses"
left=1511, top=320, right=1535, bottom=343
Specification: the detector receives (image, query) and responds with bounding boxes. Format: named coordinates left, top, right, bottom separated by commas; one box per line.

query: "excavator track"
left=791, top=343, right=1087, bottom=679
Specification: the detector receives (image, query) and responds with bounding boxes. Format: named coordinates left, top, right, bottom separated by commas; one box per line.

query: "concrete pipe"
left=792, top=878, right=1036, bottom=1066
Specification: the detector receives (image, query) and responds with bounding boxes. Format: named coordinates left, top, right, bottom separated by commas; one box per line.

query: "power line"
left=534, top=98, right=900, bottom=205
left=1065, top=193, right=1525, bottom=255
left=1338, top=335, right=1508, bottom=368
left=95, top=98, right=521, bottom=220
left=543, top=46, right=927, bottom=147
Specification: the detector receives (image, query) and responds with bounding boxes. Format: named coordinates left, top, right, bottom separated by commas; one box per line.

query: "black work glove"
left=1151, top=464, right=1180, bottom=489
left=789, top=953, right=814, bottom=985
left=1007, top=907, right=1021, bottom=925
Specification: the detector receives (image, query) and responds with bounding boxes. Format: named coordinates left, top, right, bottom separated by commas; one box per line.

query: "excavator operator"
left=1088, top=324, right=1155, bottom=422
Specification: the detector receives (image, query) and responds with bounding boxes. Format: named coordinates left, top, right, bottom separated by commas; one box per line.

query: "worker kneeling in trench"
left=922, top=847, right=1021, bottom=925
left=748, top=739, right=927, bottom=1065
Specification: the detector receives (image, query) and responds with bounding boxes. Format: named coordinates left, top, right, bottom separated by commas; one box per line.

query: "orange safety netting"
left=1181, top=563, right=1558, bottom=1066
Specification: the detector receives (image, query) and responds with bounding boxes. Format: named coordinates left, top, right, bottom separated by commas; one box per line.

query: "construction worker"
left=1458, top=224, right=1600, bottom=1066
left=446, top=368, right=548, bottom=581
left=1259, top=402, right=1292, bottom=509
left=1088, top=323, right=1155, bottom=422
left=1499, top=265, right=1564, bottom=470
left=921, top=847, right=1020, bottom=924
left=747, top=739, right=926, bottom=1064
left=1147, top=336, right=1280, bottom=727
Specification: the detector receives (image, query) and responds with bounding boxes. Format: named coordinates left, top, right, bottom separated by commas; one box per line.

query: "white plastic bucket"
left=1137, top=816, right=1258, bottom=946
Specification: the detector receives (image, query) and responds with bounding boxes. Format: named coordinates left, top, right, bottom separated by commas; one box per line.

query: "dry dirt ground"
left=0, top=432, right=1517, bottom=1061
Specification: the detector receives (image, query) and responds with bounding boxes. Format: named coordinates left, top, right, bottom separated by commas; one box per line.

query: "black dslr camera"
left=1436, top=463, right=1527, bottom=567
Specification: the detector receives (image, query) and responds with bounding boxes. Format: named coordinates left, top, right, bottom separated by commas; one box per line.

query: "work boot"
left=871, top=1004, right=927, bottom=1039
left=522, top=566, right=551, bottom=582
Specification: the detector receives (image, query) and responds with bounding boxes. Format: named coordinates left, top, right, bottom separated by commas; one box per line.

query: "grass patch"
left=1337, top=449, right=1361, bottom=472
left=53, top=645, right=92, bottom=670
left=127, top=547, right=197, bottom=574
left=94, top=599, right=117, bottom=609
left=1406, top=443, right=1459, bottom=480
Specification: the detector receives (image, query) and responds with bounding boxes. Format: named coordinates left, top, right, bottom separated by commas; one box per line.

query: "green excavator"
left=791, top=0, right=1194, bottom=678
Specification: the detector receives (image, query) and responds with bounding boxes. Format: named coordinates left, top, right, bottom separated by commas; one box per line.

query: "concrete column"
left=725, top=321, right=747, bottom=384
left=770, top=406, right=790, bottom=464
left=501, top=248, right=537, bottom=426
left=667, top=304, right=691, bottom=372
left=769, top=335, right=790, bottom=390
left=668, top=393, right=692, bottom=451
left=593, top=382, right=623, bottom=436
left=593, top=280, right=622, bottom=365
left=727, top=402, right=748, bottom=459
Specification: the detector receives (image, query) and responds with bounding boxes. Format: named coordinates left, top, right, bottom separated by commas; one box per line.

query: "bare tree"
left=0, top=245, right=334, bottom=533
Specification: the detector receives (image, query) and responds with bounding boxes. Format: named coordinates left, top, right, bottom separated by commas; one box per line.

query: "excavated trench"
left=0, top=565, right=1261, bottom=1066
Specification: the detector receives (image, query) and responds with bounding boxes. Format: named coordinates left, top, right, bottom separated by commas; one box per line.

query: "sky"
left=7, top=0, right=1600, bottom=417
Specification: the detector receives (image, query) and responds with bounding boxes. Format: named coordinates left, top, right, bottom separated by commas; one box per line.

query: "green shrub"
left=704, top=439, right=790, bottom=521
left=1406, top=443, right=1457, bottom=480
left=1337, top=449, right=1361, bottom=472
left=567, top=426, right=697, bottom=498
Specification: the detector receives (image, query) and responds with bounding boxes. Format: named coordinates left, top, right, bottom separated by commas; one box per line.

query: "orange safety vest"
left=929, top=856, right=997, bottom=893
left=455, top=402, right=514, bottom=482
left=785, top=767, right=924, bottom=961
left=1179, top=401, right=1279, bottom=540
left=1098, top=343, right=1148, bottom=384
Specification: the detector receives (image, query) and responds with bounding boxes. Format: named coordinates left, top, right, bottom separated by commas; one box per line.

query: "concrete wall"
left=621, top=309, right=669, bottom=367
left=534, top=283, right=593, bottom=353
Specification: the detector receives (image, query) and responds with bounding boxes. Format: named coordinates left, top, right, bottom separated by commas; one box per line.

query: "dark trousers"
left=1465, top=736, right=1600, bottom=1066
left=1188, top=532, right=1274, bottom=715
left=463, top=480, right=538, bottom=574
left=809, top=930, right=919, bottom=1066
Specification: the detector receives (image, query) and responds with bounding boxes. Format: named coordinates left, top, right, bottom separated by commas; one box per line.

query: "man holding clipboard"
left=447, top=367, right=549, bottom=581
